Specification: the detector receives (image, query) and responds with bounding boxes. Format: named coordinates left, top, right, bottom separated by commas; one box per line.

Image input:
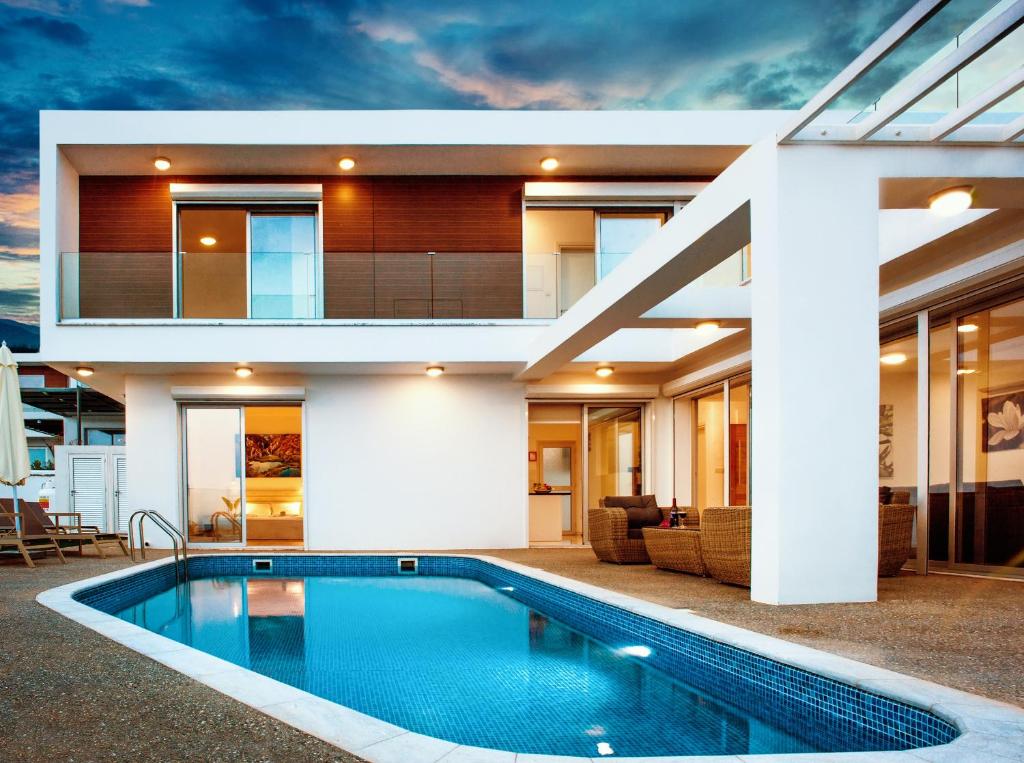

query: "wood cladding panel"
left=323, top=252, right=374, bottom=318
left=373, top=253, right=431, bottom=319
left=78, top=252, right=172, bottom=318
left=372, top=178, right=523, bottom=252
left=79, top=176, right=173, bottom=252
left=322, top=179, right=374, bottom=252
left=433, top=252, right=522, bottom=318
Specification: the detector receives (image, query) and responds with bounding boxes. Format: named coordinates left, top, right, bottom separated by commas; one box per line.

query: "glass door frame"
left=536, top=400, right=649, bottom=545
left=179, top=403, right=247, bottom=548
left=172, top=200, right=324, bottom=320
left=676, top=373, right=751, bottom=512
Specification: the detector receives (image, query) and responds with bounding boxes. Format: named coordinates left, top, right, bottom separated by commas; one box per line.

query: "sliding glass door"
left=182, top=404, right=305, bottom=547
left=681, top=377, right=751, bottom=514
left=178, top=206, right=318, bottom=319
left=184, top=407, right=244, bottom=545
left=586, top=406, right=643, bottom=509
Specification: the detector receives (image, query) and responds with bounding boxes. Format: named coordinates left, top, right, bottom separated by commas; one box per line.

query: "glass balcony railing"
left=524, top=246, right=751, bottom=319
left=59, top=250, right=525, bottom=321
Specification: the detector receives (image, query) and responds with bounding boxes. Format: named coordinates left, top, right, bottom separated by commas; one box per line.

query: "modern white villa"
left=22, top=0, right=1024, bottom=610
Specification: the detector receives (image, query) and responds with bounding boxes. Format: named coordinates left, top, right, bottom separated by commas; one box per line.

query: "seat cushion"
left=603, top=494, right=658, bottom=510
left=625, top=505, right=663, bottom=529
left=626, top=528, right=646, bottom=540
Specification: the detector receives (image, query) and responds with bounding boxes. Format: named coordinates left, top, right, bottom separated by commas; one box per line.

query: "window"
left=28, top=446, right=54, bottom=471
left=178, top=206, right=318, bottom=319
left=85, top=428, right=126, bottom=446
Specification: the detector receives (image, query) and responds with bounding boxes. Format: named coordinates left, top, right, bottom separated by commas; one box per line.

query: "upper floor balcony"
left=56, top=185, right=750, bottom=323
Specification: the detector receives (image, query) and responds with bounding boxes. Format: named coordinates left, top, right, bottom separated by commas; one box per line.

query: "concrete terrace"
left=1, top=549, right=1022, bottom=763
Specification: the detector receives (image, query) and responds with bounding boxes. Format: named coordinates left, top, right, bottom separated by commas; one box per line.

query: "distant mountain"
left=0, top=319, right=40, bottom=352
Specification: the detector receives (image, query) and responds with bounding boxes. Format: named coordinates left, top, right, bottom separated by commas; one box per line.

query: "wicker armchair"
left=701, top=506, right=752, bottom=587
left=588, top=496, right=674, bottom=564
left=879, top=503, right=916, bottom=577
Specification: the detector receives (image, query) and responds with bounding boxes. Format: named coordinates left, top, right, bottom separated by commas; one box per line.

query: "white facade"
left=23, top=103, right=1024, bottom=603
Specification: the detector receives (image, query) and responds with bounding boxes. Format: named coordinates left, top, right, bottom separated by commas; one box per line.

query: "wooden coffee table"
left=642, top=526, right=706, bottom=576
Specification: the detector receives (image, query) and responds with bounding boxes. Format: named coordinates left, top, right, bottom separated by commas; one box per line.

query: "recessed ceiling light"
left=695, top=320, right=720, bottom=335
left=234, top=366, right=253, bottom=378
left=425, top=365, right=445, bottom=377
left=199, top=236, right=217, bottom=247
left=595, top=366, right=614, bottom=378
left=75, top=366, right=94, bottom=377
left=880, top=352, right=907, bottom=365
left=539, top=157, right=559, bottom=171
left=928, top=185, right=973, bottom=217
left=338, top=157, right=356, bottom=171
left=153, top=157, right=171, bottom=171
left=957, top=323, right=979, bottom=333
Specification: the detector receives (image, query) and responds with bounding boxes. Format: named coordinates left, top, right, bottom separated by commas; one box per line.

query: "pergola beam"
left=854, top=1, right=1024, bottom=141
left=1003, top=113, right=1024, bottom=142
left=776, top=0, right=951, bottom=143
left=930, top=66, right=1024, bottom=141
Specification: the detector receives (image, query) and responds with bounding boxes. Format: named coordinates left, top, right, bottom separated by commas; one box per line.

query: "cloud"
left=10, top=14, right=88, bottom=45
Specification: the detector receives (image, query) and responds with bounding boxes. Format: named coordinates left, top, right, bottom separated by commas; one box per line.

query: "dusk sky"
left=2, top=0, right=992, bottom=327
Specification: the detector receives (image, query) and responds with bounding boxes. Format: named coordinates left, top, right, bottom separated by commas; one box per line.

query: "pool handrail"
left=128, top=509, right=189, bottom=583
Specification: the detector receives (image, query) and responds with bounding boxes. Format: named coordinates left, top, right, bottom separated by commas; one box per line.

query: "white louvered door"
left=113, top=454, right=129, bottom=533
left=70, top=454, right=106, bottom=531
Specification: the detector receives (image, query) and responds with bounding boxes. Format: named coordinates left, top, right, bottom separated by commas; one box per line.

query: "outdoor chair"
left=701, top=506, right=752, bottom=587
left=17, top=500, right=129, bottom=558
left=0, top=509, right=67, bottom=568
left=589, top=495, right=678, bottom=564
left=879, top=503, right=916, bottom=577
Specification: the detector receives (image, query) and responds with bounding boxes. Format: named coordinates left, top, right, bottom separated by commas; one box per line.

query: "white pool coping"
left=37, top=553, right=1024, bottom=763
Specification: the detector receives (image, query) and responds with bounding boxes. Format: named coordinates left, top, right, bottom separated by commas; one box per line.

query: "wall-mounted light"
left=957, top=323, right=979, bottom=333
left=75, top=366, right=94, bottom=377
left=199, top=236, right=217, bottom=247
left=539, top=157, right=559, bottom=171
left=595, top=366, right=614, bottom=378
left=425, top=365, right=445, bottom=377
left=880, top=352, right=907, bottom=366
left=338, top=157, right=356, bottom=171
left=234, top=366, right=253, bottom=378
left=153, top=157, right=171, bottom=171
left=694, top=320, right=720, bottom=335
left=928, top=185, right=973, bottom=217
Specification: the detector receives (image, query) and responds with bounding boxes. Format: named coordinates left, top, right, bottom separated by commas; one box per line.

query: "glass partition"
left=184, top=407, right=243, bottom=544
left=587, top=406, right=642, bottom=507
left=728, top=381, right=751, bottom=506
left=250, top=214, right=317, bottom=319
left=597, top=212, right=666, bottom=277
left=694, top=389, right=725, bottom=513
left=955, top=300, right=1024, bottom=568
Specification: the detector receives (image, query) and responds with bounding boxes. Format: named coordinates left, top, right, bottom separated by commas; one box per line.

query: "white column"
left=650, top=395, right=675, bottom=504
left=750, top=145, right=880, bottom=604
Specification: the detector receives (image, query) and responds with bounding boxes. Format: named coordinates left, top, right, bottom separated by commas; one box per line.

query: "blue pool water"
left=89, top=556, right=957, bottom=758
left=116, top=575, right=818, bottom=757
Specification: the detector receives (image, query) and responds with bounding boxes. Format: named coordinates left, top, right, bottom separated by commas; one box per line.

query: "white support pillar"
left=750, top=144, right=880, bottom=604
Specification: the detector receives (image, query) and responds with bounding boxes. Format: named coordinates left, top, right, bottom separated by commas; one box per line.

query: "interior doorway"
left=182, top=403, right=304, bottom=547
left=527, top=404, right=583, bottom=545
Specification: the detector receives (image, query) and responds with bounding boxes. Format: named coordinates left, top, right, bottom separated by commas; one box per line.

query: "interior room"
left=244, top=405, right=304, bottom=546
left=527, top=403, right=583, bottom=545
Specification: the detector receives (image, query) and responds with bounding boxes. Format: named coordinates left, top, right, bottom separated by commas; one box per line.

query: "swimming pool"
left=63, top=555, right=964, bottom=760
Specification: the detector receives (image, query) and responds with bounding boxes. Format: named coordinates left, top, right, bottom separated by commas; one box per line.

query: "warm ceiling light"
left=199, top=236, right=217, bottom=247
left=338, top=157, right=356, bottom=171
left=957, top=368, right=977, bottom=376
left=695, top=320, right=720, bottom=335
left=153, top=157, right=171, bottom=171
left=928, top=185, right=973, bottom=217
left=539, top=157, right=559, bottom=171
left=425, top=366, right=445, bottom=377
left=75, top=366, right=94, bottom=377
left=957, top=323, right=979, bottom=333
left=595, top=366, right=614, bottom=378
left=880, top=352, right=907, bottom=366
left=234, top=366, right=253, bottom=378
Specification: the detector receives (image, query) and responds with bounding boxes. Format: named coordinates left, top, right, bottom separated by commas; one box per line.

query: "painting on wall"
left=982, top=392, right=1024, bottom=452
left=245, top=433, right=302, bottom=477
left=879, top=404, right=894, bottom=478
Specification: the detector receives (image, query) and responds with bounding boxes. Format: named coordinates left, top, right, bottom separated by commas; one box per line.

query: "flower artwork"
left=983, top=394, right=1024, bottom=452
left=879, top=404, right=894, bottom=478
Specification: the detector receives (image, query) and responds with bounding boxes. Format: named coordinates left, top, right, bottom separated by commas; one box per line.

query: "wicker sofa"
left=879, top=503, right=916, bottom=577
left=588, top=495, right=674, bottom=564
left=701, top=506, right=752, bottom=586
